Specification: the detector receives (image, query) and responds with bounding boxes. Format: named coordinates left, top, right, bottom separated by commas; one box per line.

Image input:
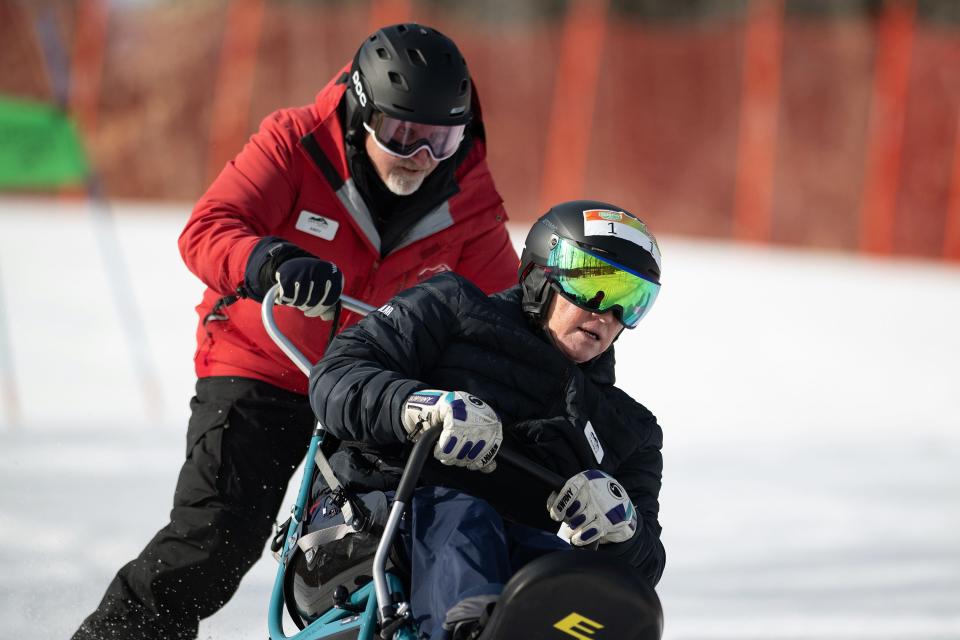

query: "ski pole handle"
left=497, top=447, right=566, bottom=492
left=496, top=447, right=601, bottom=550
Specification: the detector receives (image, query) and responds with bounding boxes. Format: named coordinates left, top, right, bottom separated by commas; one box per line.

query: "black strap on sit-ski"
left=300, top=133, right=344, bottom=190
left=202, top=290, right=243, bottom=326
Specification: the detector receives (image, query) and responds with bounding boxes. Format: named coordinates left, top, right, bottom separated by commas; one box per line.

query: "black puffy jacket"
left=309, top=272, right=665, bottom=585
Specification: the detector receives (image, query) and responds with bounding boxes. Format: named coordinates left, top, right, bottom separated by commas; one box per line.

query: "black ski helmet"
left=347, top=23, right=472, bottom=127
left=519, top=200, right=662, bottom=323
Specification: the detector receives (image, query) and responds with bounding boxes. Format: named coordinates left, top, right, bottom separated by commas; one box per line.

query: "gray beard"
left=383, top=169, right=426, bottom=196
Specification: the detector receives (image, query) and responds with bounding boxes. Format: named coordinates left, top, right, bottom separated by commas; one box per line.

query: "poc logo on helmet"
left=351, top=71, right=367, bottom=107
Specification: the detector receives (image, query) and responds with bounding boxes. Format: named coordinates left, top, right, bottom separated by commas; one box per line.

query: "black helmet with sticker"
left=518, top=200, right=662, bottom=328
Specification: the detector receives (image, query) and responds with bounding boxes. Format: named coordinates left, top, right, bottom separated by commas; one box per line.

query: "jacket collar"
left=493, top=286, right=618, bottom=386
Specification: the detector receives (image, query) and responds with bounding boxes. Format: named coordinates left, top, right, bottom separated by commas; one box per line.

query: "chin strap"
left=520, top=266, right=555, bottom=323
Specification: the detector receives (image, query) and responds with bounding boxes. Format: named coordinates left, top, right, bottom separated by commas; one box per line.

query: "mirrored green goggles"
left=546, top=237, right=660, bottom=328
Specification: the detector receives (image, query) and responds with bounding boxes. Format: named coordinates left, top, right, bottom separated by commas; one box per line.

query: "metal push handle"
left=260, top=283, right=377, bottom=377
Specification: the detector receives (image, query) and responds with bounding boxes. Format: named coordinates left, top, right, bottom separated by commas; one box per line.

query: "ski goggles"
left=546, top=237, right=660, bottom=328
left=363, top=111, right=466, bottom=162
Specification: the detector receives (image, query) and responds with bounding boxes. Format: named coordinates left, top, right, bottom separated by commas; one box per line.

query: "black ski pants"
left=72, top=377, right=316, bottom=640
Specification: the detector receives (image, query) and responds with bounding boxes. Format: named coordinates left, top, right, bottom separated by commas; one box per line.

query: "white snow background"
left=1, top=197, right=958, bottom=639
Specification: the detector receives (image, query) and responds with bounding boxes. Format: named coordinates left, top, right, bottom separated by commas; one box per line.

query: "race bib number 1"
left=582, top=209, right=661, bottom=267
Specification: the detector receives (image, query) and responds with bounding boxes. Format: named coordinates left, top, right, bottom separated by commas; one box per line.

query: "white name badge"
left=583, top=420, right=605, bottom=464
left=295, top=210, right=339, bottom=241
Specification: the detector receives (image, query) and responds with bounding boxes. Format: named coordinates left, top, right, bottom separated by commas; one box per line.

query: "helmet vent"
left=391, top=103, right=415, bottom=114
left=396, top=24, right=408, bottom=33
left=407, top=48, right=427, bottom=67
left=458, top=79, right=468, bottom=96
left=376, top=47, right=391, bottom=60
left=388, top=71, right=409, bottom=91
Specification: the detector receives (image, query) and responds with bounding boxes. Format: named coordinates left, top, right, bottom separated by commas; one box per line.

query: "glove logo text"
left=478, top=442, right=499, bottom=467
left=408, top=392, right=440, bottom=405
left=607, top=481, right=624, bottom=500
left=554, top=488, right=575, bottom=514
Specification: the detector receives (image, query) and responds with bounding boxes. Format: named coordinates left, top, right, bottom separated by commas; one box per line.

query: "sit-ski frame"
left=261, top=286, right=419, bottom=640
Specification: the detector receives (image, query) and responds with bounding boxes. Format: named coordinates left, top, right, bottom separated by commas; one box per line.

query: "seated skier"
left=309, top=199, right=666, bottom=639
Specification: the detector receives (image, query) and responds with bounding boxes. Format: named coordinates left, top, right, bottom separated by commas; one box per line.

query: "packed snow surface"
left=1, top=198, right=958, bottom=639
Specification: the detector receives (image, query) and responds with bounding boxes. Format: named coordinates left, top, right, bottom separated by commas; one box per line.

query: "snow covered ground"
left=1, top=197, right=959, bottom=639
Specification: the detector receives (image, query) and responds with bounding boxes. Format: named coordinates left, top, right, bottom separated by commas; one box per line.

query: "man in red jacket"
left=73, top=23, right=518, bottom=640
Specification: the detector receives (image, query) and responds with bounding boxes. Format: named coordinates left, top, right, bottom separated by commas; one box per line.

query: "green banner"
left=0, top=96, right=88, bottom=189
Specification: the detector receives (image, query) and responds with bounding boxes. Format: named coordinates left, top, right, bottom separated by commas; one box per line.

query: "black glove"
left=244, top=236, right=343, bottom=319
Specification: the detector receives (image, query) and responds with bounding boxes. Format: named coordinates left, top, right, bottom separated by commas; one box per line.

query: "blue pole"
left=269, top=432, right=322, bottom=639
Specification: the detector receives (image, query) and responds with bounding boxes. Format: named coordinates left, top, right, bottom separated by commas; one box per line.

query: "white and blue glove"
left=548, top=470, right=638, bottom=546
left=401, top=390, right=502, bottom=473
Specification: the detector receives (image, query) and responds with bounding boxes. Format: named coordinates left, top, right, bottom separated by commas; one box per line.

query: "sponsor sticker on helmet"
left=582, top=209, right=662, bottom=268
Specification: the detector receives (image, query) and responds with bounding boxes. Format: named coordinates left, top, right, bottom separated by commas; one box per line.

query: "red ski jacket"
left=179, top=66, right=518, bottom=394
